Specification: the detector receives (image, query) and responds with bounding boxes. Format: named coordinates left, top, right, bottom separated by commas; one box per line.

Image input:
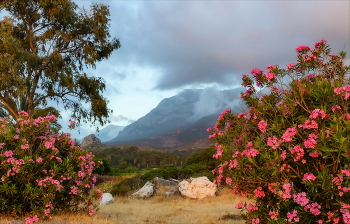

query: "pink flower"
left=293, top=192, right=309, bottom=206
left=25, top=215, right=39, bottom=224
left=280, top=150, right=287, bottom=160
left=265, top=72, right=276, bottom=81
left=304, top=202, right=321, bottom=215
left=289, top=145, right=304, bottom=161
left=250, top=68, right=263, bottom=75
left=341, top=170, right=350, bottom=177
left=287, top=210, right=299, bottom=222
left=278, top=182, right=292, bottom=200
left=314, top=39, right=327, bottom=48
left=253, top=187, right=266, bottom=198
left=296, top=45, right=311, bottom=53
left=18, top=111, right=29, bottom=117
left=299, top=119, right=318, bottom=129
left=44, top=141, right=53, bottom=149
left=237, top=113, right=246, bottom=119
left=267, top=136, right=280, bottom=149
left=70, top=185, right=78, bottom=195
left=247, top=203, right=258, bottom=212
left=89, top=208, right=96, bottom=216
left=36, top=157, right=43, bottom=163
left=4, top=150, right=14, bottom=157
left=229, top=159, right=239, bottom=169
left=310, top=109, right=327, bottom=119
left=331, top=105, right=341, bottom=112
left=225, top=177, right=232, bottom=185
left=303, top=173, right=316, bottom=182
left=252, top=218, right=260, bottom=224
left=281, top=127, right=297, bottom=142
left=235, top=201, right=245, bottom=209
left=269, top=211, right=278, bottom=220
left=241, top=148, right=259, bottom=158
left=309, top=151, right=320, bottom=158
left=21, top=144, right=29, bottom=149
left=304, top=138, right=317, bottom=149
left=258, top=120, right=267, bottom=133
left=13, top=135, right=19, bottom=140
left=286, top=63, right=295, bottom=70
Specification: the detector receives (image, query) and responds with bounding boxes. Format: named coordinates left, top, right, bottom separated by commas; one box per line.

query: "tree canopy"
left=0, top=0, right=120, bottom=126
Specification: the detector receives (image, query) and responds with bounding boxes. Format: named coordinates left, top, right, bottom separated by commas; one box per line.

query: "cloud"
left=104, top=1, right=349, bottom=90
left=111, top=113, right=129, bottom=123
left=190, top=87, right=245, bottom=121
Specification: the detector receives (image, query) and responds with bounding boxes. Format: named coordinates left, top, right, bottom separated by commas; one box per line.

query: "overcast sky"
left=61, top=0, right=350, bottom=139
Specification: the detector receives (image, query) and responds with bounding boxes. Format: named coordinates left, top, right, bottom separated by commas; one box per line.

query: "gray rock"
left=130, top=181, right=156, bottom=198
left=154, top=177, right=179, bottom=187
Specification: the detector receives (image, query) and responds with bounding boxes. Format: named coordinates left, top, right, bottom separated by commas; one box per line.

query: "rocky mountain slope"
left=104, top=87, right=244, bottom=149
left=80, top=134, right=101, bottom=147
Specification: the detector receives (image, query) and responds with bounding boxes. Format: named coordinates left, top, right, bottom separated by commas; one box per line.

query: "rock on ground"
left=100, top=193, right=114, bottom=205
left=130, top=181, right=156, bottom=198
left=178, top=176, right=217, bottom=199
left=153, top=177, right=179, bottom=187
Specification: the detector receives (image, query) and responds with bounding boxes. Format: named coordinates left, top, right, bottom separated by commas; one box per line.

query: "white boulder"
left=100, top=193, right=114, bottom=205
left=130, top=181, right=156, bottom=198
left=178, top=176, right=217, bottom=199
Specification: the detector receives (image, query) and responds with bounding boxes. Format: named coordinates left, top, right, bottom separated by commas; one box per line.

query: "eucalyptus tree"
left=0, top=0, right=120, bottom=126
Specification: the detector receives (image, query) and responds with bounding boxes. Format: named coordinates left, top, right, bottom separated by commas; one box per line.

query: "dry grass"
left=1, top=179, right=249, bottom=224
left=97, top=187, right=247, bottom=224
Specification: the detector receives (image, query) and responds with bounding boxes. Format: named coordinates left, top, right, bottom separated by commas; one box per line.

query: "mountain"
left=80, top=134, right=101, bottom=147
left=93, top=124, right=125, bottom=143
left=106, top=87, right=244, bottom=149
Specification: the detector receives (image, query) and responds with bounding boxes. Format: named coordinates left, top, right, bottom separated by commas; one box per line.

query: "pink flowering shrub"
left=209, top=40, right=350, bottom=223
left=0, top=112, right=101, bottom=222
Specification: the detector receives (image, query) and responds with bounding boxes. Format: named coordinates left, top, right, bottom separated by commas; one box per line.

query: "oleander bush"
left=0, top=112, right=101, bottom=223
left=209, top=40, right=350, bottom=223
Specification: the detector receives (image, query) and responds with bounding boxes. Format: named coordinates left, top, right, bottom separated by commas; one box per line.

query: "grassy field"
left=1, top=177, right=248, bottom=224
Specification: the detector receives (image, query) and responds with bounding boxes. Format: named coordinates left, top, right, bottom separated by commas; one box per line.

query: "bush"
left=93, top=158, right=111, bottom=175
left=209, top=40, right=350, bottom=223
left=0, top=112, right=101, bottom=222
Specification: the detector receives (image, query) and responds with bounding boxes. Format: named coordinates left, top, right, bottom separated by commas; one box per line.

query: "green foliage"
left=0, top=112, right=101, bottom=221
left=209, top=40, right=350, bottom=223
left=0, top=0, right=120, bottom=125
left=93, top=158, right=111, bottom=175
left=184, top=147, right=219, bottom=170
left=91, top=146, right=184, bottom=169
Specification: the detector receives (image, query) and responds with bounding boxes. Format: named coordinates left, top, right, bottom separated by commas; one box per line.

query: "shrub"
left=0, top=112, right=101, bottom=223
left=209, top=40, right=350, bottom=223
left=93, top=158, right=111, bottom=175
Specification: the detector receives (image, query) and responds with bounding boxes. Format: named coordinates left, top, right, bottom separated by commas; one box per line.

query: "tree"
left=0, top=0, right=120, bottom=126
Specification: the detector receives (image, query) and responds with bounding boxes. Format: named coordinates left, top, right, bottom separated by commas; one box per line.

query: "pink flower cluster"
left=253, top=187, right=265, bottom=198
left=304, top=202, right=321, bottom=215
left=269, top=211, right=279, bottom=220
left=287, top=210, right=300, bottom=222
left=293, top=192, right=309, bottom=206
left=258, top=120, right=267, bottom=133
left=302, top=173, right=316, bottom=182
left=334, top=85, right=350, bottom=100
left=310, top=109, right=327, bottom=119
left=25, top=215, right=39, bottom=224
left=37, top=176, right=64, bottom=191
left=289, top=145, right=304, bottom=162
left=296, top=45, right=311, bottom=53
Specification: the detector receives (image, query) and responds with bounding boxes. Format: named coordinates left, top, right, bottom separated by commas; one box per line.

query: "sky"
left=59, top=0, right=350, bottom=139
